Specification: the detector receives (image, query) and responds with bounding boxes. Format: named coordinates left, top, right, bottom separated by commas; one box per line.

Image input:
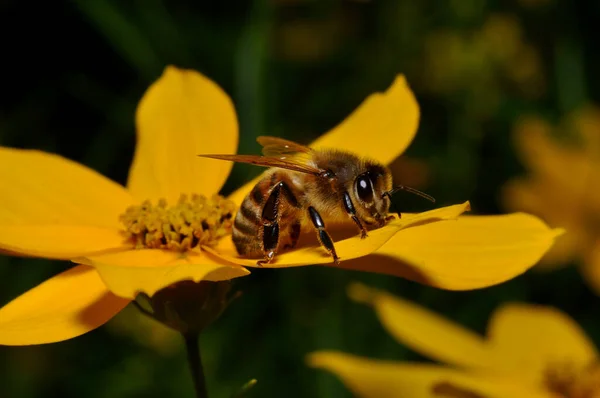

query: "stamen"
left=545, top=360, right=600, bottom=398
left=120, top=194, right=237, bottom=251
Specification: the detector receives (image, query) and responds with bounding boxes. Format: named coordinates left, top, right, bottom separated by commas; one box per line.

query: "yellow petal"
left=209, top=202, right=470, bottom=267
left=313, top=75, right=419, bottom=165
left=486, top=303, right=599, bottom=384
left=348, top=283, right=493, bottom=370
left=341, top=212, right=562, bottom=290
left=308, top=351, right=554, bottom=398
left=0, top=225, right=130, bottom=259
left=227, top=75, right=419, bottom=206
left=387, top=201, right=471, bottom=228
left=75, top=249, right=250, bottom=299
left=210, top=222, right=403, bottom=267
left=0, top=147, right=133, bottom=228
left=0, top=265, right=129, bottom=345
left=128, top=66, right=238, bottom=203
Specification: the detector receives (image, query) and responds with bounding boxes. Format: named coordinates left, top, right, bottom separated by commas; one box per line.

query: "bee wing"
left=197, top=154, right=322, bottom=175
left=256, top=136, right=313, bottom=159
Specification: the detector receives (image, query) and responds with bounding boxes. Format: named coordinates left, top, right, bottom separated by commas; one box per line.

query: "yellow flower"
left=422, top=13, right=544, bottom=105
left=503, top=107, right=600, bottom=293
left=0, top=66, right=249, bottom=346
left=309, top=283, right=600, bottom=398
left=0, top=65, right=560, bottom=346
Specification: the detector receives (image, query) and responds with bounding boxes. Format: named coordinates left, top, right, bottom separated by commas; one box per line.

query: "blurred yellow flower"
left=422, top=13, right=544, bottom=111
left=503, top=106, right=600, bottom=293
left=309, top=283, right=600, bottom=398
left=0, top=65, right=561, bottom=346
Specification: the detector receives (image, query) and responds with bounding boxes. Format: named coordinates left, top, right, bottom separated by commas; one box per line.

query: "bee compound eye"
left=356, top=174, right=374, bottom=203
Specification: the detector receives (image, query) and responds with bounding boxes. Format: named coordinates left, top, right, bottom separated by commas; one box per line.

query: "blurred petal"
left=513, top=116, right=558, bottom=175
left=341, top=212, right=562, bottom=290
left=514, top=117, right=596, bottom=196
left=0, top=147, right=133, bottom=228
left=0, top=265, right=129, bottom=345
left=228, top=75, right=419, bottom=206
left=348, top=283, right=493, bottom=370
left=0, top=225, right=129, bottom=259
left=502, top=178, right=587, bottom=268
left=308, top=352, right=554, bottom=398
left=487, top=303, right=599, bottom=384
left=76, top=249, right=249, bottom=299
left=128, top=66, right=238, bottom=203
left=536, top=227, right=590, bottom=271
left=210, top=202, right=470, bottom=267
left=512, top=117, right=600, bottom=214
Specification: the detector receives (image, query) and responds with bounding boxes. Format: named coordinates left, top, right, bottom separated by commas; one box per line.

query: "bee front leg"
left=308, top=206, right=340, bottom=265
left=342, top=192, right=368, bottom=239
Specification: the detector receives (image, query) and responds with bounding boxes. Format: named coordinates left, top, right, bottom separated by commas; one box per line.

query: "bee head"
left=352, top=164, right=393, bottom=226
left=353, top=163, right=435, bottom=226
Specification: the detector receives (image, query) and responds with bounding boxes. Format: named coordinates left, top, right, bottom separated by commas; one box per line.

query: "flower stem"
left=184, top=332, right=208, bottom=398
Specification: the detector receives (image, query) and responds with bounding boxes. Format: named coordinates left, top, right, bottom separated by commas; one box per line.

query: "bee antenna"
left=385, top=185, right=436, bottom=203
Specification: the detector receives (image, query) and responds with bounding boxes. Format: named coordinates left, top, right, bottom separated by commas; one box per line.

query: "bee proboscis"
left=199, top=136, right=434, bottom=265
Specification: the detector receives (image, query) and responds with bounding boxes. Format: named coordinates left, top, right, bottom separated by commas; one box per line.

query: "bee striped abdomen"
left=232, top=171, right=304, bottom=258
left=232, top=182, right=266, bottom=256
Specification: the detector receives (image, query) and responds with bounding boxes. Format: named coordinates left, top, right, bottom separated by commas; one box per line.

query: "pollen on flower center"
left=119, top=194, right=236, bottom=251
left=544, top=360, right=600, bottom=398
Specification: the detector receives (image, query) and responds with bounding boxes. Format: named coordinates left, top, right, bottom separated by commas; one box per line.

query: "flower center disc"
left=120, top=194, right=236, bottom=251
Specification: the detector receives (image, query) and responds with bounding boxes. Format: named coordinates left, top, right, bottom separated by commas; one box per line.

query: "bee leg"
left=342, top=192, right=368, bottom=239
left=257, top=224, right=279, bottom=266
left=308, top=206, right=340, bottom=265
left=257, top=180, right=300, bottom=266
left=256, top=182, right=284, bottom=266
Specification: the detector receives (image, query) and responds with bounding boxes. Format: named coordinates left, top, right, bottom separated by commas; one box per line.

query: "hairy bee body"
left=232, top=149, right=393, bottom=260
left=199, top=136, right=432, bottom=265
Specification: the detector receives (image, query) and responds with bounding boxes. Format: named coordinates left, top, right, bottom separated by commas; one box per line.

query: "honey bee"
left=199, top=136, right=434, bottom=265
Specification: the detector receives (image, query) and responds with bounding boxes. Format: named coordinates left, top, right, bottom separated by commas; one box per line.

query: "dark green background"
left=1, top=1, right=599, bottom=397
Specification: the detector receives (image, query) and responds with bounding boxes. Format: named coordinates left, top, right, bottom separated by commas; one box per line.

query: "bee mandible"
left=199, top=136, right=434, bottom=265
